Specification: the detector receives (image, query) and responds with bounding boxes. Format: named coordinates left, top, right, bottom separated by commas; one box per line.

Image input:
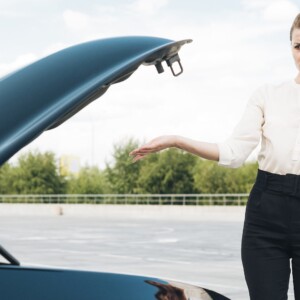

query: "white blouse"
left=217, top=79, right=300, bottom=175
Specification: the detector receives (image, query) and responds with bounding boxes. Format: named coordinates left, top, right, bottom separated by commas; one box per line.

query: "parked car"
left=0, top=36, right=230, bottom=299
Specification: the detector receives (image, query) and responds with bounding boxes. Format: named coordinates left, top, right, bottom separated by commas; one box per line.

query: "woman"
left=129, top=13, right=300, bottom=300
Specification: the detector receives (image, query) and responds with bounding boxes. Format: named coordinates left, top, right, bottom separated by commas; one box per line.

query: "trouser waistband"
left=255, top=169, right=300, bottom=197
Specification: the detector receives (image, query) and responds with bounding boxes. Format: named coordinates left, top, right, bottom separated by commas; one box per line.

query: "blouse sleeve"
left=217, top=85, right=265, bottom=168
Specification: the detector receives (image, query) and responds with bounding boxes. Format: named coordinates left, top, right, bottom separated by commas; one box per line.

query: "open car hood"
left=0, top=36, right=192, bottom=165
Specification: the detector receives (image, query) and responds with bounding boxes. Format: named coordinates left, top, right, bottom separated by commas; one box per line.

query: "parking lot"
left=0, top=214, right=296, bottom=299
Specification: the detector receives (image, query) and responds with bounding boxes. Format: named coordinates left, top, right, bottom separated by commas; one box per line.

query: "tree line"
left=0, top=138, right=259, bottom=194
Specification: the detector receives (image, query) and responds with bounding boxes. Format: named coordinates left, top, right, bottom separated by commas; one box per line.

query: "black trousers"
left=242, top=169, right=300, bottom=299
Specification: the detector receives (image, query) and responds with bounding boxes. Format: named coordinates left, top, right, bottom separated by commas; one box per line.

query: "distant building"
left=59, top=155, right=80, bottom=177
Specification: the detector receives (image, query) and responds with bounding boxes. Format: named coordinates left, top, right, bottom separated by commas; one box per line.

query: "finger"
left=131, top=154, right=146, bottom=163
left=131, top=156, right=141, bottom=163
left=130, top=149, right=152, bottom=156
left=129, top=149, right=143, bottom=155
left=130, top=153, right=141, bottom=161
left=139, top=146, right=156, bottom=151
left=137, top=146, right=160, bottom=153
left=130, top=145, right=156, bottom=155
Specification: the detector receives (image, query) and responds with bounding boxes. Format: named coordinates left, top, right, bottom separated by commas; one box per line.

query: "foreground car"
left=0, top=36, right=230, bottom=299
left=0, top=245, right=229, bottom=300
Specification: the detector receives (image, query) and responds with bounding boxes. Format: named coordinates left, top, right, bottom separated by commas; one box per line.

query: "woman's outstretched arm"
left=129, top=135, right=219, bottom=163
left=130, top=85, right=265, bottom=166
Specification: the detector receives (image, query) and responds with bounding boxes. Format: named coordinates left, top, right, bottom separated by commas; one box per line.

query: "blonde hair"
left=290, top=13, right=300, bottom=41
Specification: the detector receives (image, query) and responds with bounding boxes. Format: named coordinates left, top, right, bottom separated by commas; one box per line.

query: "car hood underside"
left=0, top=36, right=191, bottom=165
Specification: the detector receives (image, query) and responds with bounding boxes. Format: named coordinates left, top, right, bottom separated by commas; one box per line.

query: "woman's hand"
left=129, top=135, right=177, bottom=163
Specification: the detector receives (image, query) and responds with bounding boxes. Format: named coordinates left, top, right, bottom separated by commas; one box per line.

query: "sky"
left=0, top=0, right=299, bottom=169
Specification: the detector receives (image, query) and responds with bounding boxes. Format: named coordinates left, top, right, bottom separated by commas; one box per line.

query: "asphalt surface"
left=0, top=215, right=296, bottom=299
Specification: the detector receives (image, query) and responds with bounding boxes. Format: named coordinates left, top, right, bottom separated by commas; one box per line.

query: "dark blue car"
left=0, top=36, right=230, bottom=300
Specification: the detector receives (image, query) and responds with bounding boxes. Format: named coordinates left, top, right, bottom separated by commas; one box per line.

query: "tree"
left=11, top=150, right=66, bottom=194
left=0, top=163, right=13, bottom=193
left=105, top=138, right=144, bottom=193
left=193, top=159, right=229, bottom=193
left=67, top=166, right=111, bottom=194
left=193, top=159, right=259, bottom=193
left=137, top=148, right=197, bottom=194
left=224, top=162, right=258, bottom=193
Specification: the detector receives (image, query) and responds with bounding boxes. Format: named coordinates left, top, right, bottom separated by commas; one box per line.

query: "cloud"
left=42, top=42, right=70, bottom=57
left=62, top=8, right=120, bottom=39
left=242, top=0, right=278, bottom=10
left=0, top=10, right=29, bottom=17
left=0, top=53, right=38, bottom=77
left=263, top=0, right=299, bottom=22
left=63, top=10, right=90, bottom=31
left=242, top=0, right=299, bottom=23
left=0, top=42, right=73, bottom=79
left=130, top=0, right=170, bottom=15
left=3, top=0, right=299, bottom=167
